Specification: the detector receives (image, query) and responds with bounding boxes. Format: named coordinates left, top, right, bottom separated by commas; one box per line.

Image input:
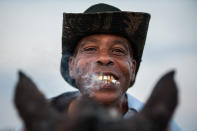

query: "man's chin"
left=79, top=85, right=122, bottom=104
left=91, top=91, right=121, bottom=105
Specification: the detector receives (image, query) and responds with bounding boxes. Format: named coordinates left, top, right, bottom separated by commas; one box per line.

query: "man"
left=52, top=3, right=148, bottom=114
left=49, top=3, right=180, bottom=131
left=15, top=4, right=179, bottom=131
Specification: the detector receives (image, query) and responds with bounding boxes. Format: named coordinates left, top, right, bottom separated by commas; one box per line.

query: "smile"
left=97, top=75, right=120, bottom=86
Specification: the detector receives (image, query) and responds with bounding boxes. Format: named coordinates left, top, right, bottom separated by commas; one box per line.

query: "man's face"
left=69, top=34, right=136, bottom=104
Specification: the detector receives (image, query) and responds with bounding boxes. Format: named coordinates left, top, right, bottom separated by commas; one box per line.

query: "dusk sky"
left=0, top=0, right=197, bottom=130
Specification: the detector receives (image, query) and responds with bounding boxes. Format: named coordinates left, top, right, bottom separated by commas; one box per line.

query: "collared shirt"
left=125, top=93, right=181, bottom=131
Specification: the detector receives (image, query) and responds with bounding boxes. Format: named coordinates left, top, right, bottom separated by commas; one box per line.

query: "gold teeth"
left=97, top=75, right=120, bottom=85
left=98, top=75, right=115, bottom=81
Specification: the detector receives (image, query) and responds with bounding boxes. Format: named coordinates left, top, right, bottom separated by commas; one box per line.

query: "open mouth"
left=97, top=74, right=120, bottom=86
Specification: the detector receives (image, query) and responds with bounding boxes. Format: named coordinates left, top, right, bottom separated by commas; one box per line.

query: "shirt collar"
left=126, top=93, right=144, bottom=112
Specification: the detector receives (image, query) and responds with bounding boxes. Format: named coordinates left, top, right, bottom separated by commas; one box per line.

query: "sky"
left=0, top=0, right=197, bottom=130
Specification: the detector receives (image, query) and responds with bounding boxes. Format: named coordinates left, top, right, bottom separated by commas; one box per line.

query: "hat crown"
left=84, top=3, right=121, bottom=13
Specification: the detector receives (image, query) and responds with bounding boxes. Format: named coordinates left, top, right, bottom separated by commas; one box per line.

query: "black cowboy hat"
left=61, top=3, right=151, bottom=87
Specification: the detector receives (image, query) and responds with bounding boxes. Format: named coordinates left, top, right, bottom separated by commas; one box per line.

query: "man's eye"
left=112, top=48, right=126, bottom=56
left=83, top=47, right=97, bottom=53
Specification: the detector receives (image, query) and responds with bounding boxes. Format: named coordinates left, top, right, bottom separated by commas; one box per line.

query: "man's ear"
left=131, top=59, right=136, bottom=82
left=69, top=56, right=75, bottom=79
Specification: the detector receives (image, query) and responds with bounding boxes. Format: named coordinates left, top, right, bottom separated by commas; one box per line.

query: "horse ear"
left=139, top=71, right=178, bottom=131
left=14, top=71, right=61, bottom=131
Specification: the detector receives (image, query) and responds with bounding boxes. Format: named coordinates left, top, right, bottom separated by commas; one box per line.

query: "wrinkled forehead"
left=73, top=34, right=133, bottom=56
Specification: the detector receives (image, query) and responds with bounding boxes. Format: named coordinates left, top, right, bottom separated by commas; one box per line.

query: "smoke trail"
left=79, top=62, right=101, bottom=96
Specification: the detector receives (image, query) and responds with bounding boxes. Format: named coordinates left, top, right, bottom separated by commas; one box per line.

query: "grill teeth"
left=97, top=75, right=120, bottom=85
left=97, top=75, right=117, bottom=82
left=103, top=76, right=108, bottom=80
left=112, top=79, right=116, bottom=83
left=98, top=76, right=102, bottom=80
left=107, top=76, right=110, bottom=81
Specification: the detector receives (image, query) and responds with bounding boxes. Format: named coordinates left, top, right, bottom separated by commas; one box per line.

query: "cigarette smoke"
left=79, top=62, right=102, bottom=96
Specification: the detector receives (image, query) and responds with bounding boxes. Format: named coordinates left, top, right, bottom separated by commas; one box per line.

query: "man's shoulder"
left=50, top=91, right=79, bottom=113
left=126, top=93, right=144, bottom=112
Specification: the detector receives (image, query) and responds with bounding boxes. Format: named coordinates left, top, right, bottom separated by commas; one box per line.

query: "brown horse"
left=14, top=71, right=178, bottom=131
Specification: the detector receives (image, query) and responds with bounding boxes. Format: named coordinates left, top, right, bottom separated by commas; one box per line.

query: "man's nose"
left=96, top=51, right=114, bottom=66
